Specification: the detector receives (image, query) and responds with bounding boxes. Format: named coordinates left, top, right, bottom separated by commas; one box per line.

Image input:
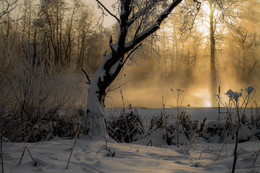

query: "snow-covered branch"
left=125, top=0, right=182, bottom=52
left=123, top=43, right=142, bottom=66
left=117, top=0, right=131, bottom=50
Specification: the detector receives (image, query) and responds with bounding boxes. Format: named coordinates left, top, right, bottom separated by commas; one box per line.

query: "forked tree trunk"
left=83, top=0, right=184, bottom=138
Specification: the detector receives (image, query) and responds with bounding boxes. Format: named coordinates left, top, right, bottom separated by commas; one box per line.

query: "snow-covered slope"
left=2, top=137, right=260, bottom=173
left=2, top=107, right=260, bottom=172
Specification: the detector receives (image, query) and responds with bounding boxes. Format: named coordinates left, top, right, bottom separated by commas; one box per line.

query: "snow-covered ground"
left=1, top=108, right=260, bottom=173
left=2, top=138, right=260, bottom=173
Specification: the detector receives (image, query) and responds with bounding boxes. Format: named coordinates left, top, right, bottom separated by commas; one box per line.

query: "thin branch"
left=96, top=0, right=120, bottom=24
left=19, top=146, right=34, bottom=165
left=132, top=16, right=144, bottom=44
left=0, top=0, right=18, bottom=18
left=123, top=44, right=142, bottom=66
left=82, top=69, right=91, bottom=85
left=215, top=142, right=226, bottom=161
left=106, top=82, right=126, bottom=95
left=252, top=148, right=260, bottom=167
left=66, top=122, right=81, bottom=169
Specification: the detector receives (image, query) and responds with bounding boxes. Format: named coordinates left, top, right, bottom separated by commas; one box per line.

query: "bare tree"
left=208, top=0, right=217, bottom=106
left=195, top=0, right=242, bottom=106
left=83, top=0, right=202, bottom=138
left=37, top=0, right=67, bottom=67
left=225, top=0, right=260, bottom=80
left=199, top=0, right=227, bottom=106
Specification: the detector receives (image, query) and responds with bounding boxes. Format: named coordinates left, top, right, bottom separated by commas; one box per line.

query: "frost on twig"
left=225, top=89, right=242, bottom=103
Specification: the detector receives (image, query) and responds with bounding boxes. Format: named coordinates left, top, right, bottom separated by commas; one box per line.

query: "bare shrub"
left=106, top=109, right=144, bottom=143
left=149, top=111, right=199, bottom=145
left=1, top=55, right=85, bottom=142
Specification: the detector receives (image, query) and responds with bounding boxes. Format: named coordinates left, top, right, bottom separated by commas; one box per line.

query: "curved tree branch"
left=96, top=0, right=120, bottom=24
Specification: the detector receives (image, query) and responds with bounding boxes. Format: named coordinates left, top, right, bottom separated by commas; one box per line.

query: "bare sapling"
left=171, top=88, right=184, bottom=148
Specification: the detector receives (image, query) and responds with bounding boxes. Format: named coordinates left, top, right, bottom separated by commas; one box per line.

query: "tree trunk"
left=209, top=0, right=217, bottom=107
left=83, top=53, right=123, bottom=138
left=85, top=81, right=106, bottom=137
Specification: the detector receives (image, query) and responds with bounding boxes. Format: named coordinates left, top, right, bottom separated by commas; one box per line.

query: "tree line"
left=0, top=0, right=112, bottom=74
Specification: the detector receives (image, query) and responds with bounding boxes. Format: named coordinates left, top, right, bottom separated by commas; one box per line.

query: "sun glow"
left=193, top=89, right=212, bottom=107
left=204, top=100, right=211, bottom=107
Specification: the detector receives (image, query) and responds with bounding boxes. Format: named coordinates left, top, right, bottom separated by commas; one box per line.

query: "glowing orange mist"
left=193, top=89, right=212, bottom=107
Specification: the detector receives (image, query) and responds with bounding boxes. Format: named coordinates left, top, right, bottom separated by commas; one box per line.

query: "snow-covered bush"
left=202, top=120, right=235, bottom=143
left=200, top=117, right=260, bottom=143
left=203, top=86, right=259, bottom=144
left=149, top=111, right=199, bottom=145
left=106, top=109, right=144, bottom=143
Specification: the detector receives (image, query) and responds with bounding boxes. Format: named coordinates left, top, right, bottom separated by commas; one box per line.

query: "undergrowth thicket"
left=1, top=105, right=260, bottom=143
left=1, top=82, right=260, bottom=145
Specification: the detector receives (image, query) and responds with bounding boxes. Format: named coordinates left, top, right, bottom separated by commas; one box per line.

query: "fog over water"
left=104, top=64, right=260, bottom=108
